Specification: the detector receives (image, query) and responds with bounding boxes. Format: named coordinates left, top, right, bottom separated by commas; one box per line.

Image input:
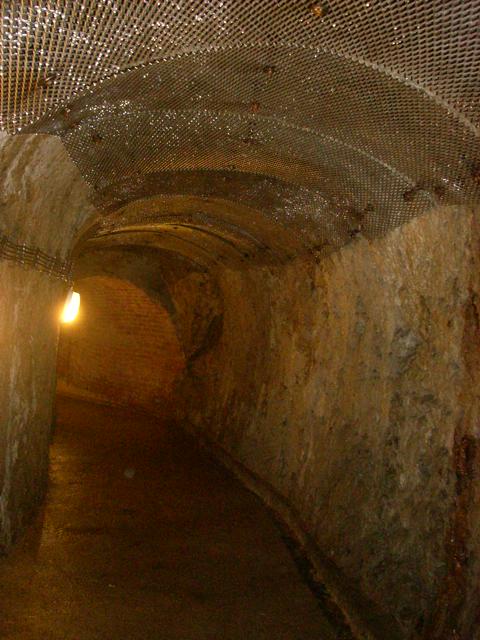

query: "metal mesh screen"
left=0, top=232, right=71, bottom=281
left=1, top=1, right=479, bottom=259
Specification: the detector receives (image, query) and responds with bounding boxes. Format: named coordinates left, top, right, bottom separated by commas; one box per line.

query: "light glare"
left=61, top=291, right=80, bottom=323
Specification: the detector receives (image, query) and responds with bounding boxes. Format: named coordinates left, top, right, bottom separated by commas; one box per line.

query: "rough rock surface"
left=0, top=133, right=94, bottom=551
left=178, top=205, right=480, bottom=638
left=0, top=132, right=95, bottom=258
left=0, top=264, right=62, bottom=551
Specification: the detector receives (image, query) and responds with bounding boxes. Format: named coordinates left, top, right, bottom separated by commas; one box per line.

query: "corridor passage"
left=0, top=397, right=340, bottom=640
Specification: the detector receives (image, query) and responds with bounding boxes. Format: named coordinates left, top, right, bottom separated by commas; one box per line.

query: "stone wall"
left=177, top=206, right=480, bottom=639
left=0, top=132, right=93, bottom=551
left=0, top=263, right=63, bottom=551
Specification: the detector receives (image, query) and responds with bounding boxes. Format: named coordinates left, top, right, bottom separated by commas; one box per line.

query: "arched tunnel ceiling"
left=1, top=1, right=479, bottom=265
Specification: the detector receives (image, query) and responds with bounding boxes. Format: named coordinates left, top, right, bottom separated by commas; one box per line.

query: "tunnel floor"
left=0, top=397, right=340, bottom=639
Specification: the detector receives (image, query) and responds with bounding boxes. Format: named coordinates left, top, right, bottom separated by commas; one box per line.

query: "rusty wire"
left=0, top=233, right=72, bottom=282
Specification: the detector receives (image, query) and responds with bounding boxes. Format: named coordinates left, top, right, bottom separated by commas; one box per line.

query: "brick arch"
left=57, top=275, right=185, bottom=413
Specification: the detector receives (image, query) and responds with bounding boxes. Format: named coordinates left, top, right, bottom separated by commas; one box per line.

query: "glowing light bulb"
left=61, top=290, right=80, bottom=323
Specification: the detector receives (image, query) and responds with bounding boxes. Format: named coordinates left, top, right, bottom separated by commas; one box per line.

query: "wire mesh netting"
left=1, top=1, right=479, bottom=260
left=0, top=232, right=71, bottom=281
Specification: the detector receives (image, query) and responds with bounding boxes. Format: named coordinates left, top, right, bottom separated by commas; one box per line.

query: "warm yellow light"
left=61, top=290, right=80, bottom=323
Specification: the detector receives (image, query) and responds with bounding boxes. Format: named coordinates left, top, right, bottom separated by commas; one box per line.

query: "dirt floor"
left=0, top=396, right=340, bottom=639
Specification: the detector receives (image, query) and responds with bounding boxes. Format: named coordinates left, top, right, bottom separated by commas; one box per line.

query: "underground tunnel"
left=0, top=2, right=480, bottom=639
